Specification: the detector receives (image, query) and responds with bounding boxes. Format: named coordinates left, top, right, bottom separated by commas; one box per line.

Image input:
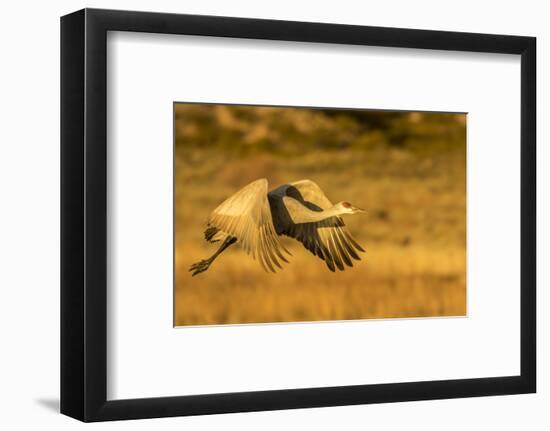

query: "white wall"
left=0, top=0, right=546, bottom=429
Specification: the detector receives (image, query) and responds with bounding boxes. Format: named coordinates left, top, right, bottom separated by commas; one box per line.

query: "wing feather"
left=278, top=180, right=365, bottom=272
left=335, top=227, right=360, bottom=260
left=332, top=229, right=353, bottom=267
left=208, top=179, right=290, bottom=272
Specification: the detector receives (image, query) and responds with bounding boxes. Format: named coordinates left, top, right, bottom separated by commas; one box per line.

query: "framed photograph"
left=61, top=8, right=536, bottom=422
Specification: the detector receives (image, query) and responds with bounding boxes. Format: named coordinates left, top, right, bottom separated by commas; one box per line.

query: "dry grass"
left=175, top=144, right=466, bottom=326
left=176, top=243, right=465, bottom=325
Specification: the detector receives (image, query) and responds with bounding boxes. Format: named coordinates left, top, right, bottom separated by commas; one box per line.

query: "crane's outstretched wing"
left=285, top=179, right=334, bottom=210
left=281, top=179, right=365, bottom=272
left=208, top=178, right=290, bottom=272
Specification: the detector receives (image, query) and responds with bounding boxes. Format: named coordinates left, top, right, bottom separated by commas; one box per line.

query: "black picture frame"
left=61, top=8, right=536, bottom=422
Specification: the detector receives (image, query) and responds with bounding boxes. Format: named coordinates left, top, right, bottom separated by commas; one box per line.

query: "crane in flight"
left=189, top=179, right=366, bottom=276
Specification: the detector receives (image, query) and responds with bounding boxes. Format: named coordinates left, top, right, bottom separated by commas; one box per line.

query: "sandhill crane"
left=189, top=179, right=365, bottom=276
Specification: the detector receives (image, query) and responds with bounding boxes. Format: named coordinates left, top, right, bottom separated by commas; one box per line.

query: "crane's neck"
left=292, top=204, right=345, bottom=224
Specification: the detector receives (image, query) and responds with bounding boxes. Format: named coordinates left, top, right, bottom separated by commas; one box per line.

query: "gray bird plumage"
left=189, top=178, right=365, bottom=276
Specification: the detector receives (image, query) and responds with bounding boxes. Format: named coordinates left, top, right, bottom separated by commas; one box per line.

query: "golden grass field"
left=174, top=105, right=466, bottom=326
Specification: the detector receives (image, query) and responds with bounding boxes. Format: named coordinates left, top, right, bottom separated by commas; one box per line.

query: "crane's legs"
left=189, top=236, right=237, bottom=276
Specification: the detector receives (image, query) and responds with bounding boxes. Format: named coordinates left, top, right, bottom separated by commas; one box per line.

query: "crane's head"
left=337, top=201, right=366, bottom=215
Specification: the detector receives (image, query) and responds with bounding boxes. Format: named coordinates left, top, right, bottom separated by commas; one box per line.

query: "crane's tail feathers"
left=204, top=226, right=220, bottom=243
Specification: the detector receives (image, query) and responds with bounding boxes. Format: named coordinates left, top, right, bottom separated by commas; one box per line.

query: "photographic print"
left=174, top=103, right=466, bottom=326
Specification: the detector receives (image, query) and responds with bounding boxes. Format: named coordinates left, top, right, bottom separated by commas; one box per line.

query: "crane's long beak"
left=353, top=206, right=366, bottom=214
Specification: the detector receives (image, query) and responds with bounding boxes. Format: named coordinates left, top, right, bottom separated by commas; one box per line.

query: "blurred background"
left=174, top=103, right=466, bottom=326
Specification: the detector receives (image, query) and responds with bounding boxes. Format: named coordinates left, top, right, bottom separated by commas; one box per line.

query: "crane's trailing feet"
left=189, top=178, right=366, bottom=276
left=189, top=236, right=237, bottom=276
